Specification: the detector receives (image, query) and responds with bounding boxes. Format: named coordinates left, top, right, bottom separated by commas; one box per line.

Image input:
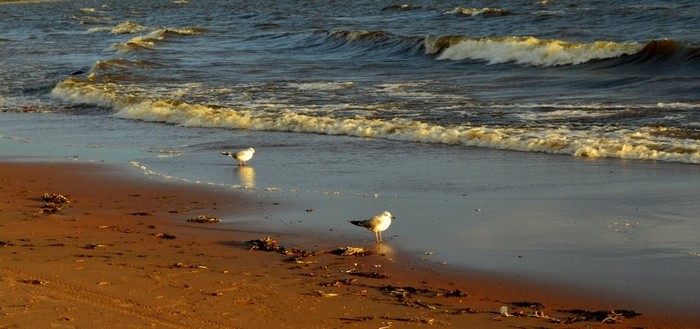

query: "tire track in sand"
left=0, top=266, right=241, bottom=329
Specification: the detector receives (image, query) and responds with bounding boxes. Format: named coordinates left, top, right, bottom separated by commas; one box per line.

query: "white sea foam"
left=51, top=78, right=700, bottom=164
left=375, top=82, right=441, bottom=99
left=432, top=36, right=642, bottom=66
left=515, top=109, right=616, bottom=121
left=109, top=27, right=202, bottom=52
left=87, top=21, right=149, bottom=34
left=110, top=21, right=149, bottom=34
left=287, top=81, right=355, bottom=91
left=445, top=7, right=509, bottom=17
left=110, top=32, right=161, bottom=52
left=657, top=102, right=700, bottom=110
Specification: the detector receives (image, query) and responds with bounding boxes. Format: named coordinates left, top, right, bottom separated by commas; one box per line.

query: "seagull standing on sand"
left=221, top=147, right=255, bottom=166
left=350, top=211, right=395, bottom=243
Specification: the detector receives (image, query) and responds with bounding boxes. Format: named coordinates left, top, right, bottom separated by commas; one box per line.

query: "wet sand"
left=1, top=161, right=698, bottom=328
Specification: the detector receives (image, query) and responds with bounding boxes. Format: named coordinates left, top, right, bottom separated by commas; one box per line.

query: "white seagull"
left=349, top=211, right=395, bottom=243
left=221, top=147, right=255, bottom=166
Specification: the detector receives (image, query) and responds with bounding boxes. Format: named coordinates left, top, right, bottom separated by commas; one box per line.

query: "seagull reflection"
left=368, top=242, right=394, bottom=258
left=234, top=166, right=255, bottom=188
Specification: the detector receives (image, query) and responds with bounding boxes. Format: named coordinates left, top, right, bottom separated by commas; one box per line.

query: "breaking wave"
left=309, top=29, right=700, bottom=70
left=309, top=30, right=700, bottom=69
left=51, top=77, right=700, bottom=164
left=318, top=30, right=636, bottom=66
left=426, top=36, right=642, bottom=66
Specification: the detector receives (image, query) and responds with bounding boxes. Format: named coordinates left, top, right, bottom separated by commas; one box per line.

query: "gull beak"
left=391, top=216, right=396, bottom=220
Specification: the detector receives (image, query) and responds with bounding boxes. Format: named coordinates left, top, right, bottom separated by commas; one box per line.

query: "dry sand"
left=1, top=161, right=697, bottom=328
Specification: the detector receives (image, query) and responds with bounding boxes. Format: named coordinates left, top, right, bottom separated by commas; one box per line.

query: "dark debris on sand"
left=247, top=236, right=285, bottom=252
left=40, top=193, right=71, bottom=214
left=155, top=233, right=176, bottom=239
left=246, top=236, right=318, bottom=263
left=243, top=236, right=644, bottom=326
left=380, top=285, right=467, bottom=299
left=186, top=215, right=220, bottom=223
left=502, top=301, right=642, bottom=324
left=348, top=271, right=390, bottom=279
left=330, top=246, right=373, bottom=256
left=246, top=238, right=374, bottom=261
left=559, top=308, right=641, bottom=324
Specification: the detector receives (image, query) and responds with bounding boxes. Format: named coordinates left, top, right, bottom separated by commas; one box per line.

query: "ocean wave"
left=88, top=21, right=149, bottom=34
left=71, top=6, right=112, bottom=25
left=514, top=109, right=617, bottom=122
left=425, top=35, right=700, bottom=68
left=330, top=30, right=393, bottom=42
left=51, top=77, right=700, bottom=164
left=427, top=36, right=642, bottom=66
left=161, top=27, right=205, bottom=36
left=314, top=30, right=691, bottom=68
left=315, top=30, right=425, bottom=59
left=109, top=27, right=203, bottom=53
left=79, top=7, right=97, bottom=14
left=446, top=7, right=511, bottom=17
left=269, top=28, right=700, bottom=71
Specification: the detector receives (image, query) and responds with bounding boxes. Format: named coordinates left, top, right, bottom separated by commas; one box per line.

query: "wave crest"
left=319, top=29, right=424, bottom=59
left=330, top=30, right=392, bottom=42
left=427, top=36, right=642, bottom=66
left=87, top=21, right=149, bottom=34
left=109, top=27, right=203, bottom=53
left=446, top=7, right=511, bottom=17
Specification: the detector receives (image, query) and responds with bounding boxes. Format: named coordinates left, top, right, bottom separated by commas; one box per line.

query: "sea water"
left=2, top=0, right=699, bottom=313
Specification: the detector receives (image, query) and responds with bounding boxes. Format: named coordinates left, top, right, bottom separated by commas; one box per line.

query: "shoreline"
left=1, top=160, right=698, bottom=328
left=3, top=111, right=700, bottom=314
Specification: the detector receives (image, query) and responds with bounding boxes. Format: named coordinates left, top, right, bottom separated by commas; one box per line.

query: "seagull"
left=221, top=147, right=255, bottom=166
left=349, top=211, right=395, bottom=243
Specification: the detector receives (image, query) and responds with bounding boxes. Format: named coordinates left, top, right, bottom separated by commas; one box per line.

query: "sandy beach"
left=1, top=161, right=698, bottom=329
